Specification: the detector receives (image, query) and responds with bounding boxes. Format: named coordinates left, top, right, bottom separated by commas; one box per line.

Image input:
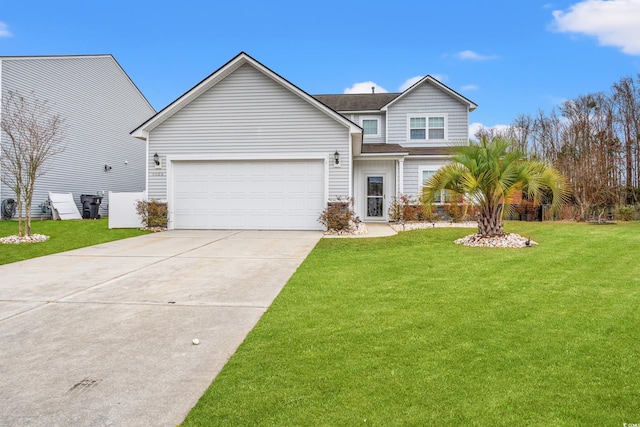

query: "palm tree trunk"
left=477, top=205, right=504, bottom=237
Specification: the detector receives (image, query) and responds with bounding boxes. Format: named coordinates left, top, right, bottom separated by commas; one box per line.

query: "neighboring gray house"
left=132, top=52, right=476, bottom=230
left=0, top=55, right=156, bottom=218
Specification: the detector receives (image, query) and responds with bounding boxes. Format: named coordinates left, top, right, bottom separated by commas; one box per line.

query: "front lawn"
left=183, top=221, right=640, bottom=426
left=0, top=219, right=148, bottom=265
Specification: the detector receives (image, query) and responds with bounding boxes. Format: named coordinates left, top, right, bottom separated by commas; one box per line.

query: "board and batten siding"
left=148, top=63, right=351, bottom=201
left=0, top=56, right=155, bottom=216
left=386, top=82, right=469, bottom=147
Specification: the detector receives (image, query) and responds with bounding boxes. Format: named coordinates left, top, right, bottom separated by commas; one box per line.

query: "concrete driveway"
left=0, top=229, right=322, bottom=426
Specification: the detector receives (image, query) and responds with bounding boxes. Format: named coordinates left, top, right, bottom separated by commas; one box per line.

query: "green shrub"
left=617, top=205, right=636, bottom=221
left=135, top=199, right=168, bottom=228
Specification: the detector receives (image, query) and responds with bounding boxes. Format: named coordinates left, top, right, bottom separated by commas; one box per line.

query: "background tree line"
left=478, top=74, right=640, bottom=221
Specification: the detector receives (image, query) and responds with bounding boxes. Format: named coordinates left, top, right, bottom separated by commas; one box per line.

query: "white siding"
left=148, top=64, right=351, bottom=201
left=386, top=82, right=469, bottom=147
left=0, top=56, right=155, bottom=217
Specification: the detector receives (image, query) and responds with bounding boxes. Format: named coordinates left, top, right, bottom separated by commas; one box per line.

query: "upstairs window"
left=361, top=117, right=380, bottom=137
left=428, top=116, right=445, bottom=139
left=408, top=115, right=447, bottom=141
left=409, top=117, right=426, bottom=140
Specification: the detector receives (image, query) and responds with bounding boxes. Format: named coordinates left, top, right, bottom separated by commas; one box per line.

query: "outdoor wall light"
left=334, top=150, right=340, bottom=165
left=153, top=152, right=160, bottom=166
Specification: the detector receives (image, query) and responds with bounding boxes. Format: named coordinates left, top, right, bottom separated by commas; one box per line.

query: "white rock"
left=0, top=234, right=50, bottom=244
left=454, top=233, right=537, bottom=248
left=192, top=338, right=200, bottom=345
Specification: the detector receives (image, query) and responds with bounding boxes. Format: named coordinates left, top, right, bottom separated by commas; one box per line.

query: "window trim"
left=360, top=116, right=381, bottom=138
left=407, top=113, right=448, bottom=142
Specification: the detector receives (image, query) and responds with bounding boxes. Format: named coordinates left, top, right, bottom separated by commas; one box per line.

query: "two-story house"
left=132, top=52, right=476, bottom=230
left=315, top=80, right=476, bottom=222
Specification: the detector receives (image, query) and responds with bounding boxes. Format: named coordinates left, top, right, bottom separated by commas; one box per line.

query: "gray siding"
left=353, top=113, right=386, bottom=144
left=386, top=82, right=469, bottom=147
left=0, top=56, right=155, bottom=217
left=403, top=158, right=450, bottom=198
left=148, top=64, right=351, bottom=200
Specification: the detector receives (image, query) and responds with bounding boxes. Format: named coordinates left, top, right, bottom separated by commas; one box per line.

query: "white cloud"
left=460, top=84, right=478, bottom=91
left=399, top=76, right=423, bottom=92
left=343, top=81, right=388, bottom=94
left=552, top=0, right=640, bottom=55
left=455, top=50, right=496, bottom=61
left=469, top=122, right=510, bottom=140
left=469, top=122, right=484, bottom=139
left=0, top=22, right=12, bottom=38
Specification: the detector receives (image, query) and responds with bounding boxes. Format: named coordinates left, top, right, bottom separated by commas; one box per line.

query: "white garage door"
left=172, top=160, right=325, bottom=230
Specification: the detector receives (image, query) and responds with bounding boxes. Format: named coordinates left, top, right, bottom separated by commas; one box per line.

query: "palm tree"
left=421, top=137, right=569, bottom=237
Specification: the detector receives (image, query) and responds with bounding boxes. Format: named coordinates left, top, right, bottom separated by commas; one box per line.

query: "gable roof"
left=314, top=93, right=401, bottom=112
left=131, top=52, right=361, bottom=139
left=381, top=75, right=477, bottom=112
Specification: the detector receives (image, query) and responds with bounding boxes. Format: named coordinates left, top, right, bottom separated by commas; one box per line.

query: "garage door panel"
left=172, top=160, right=324, bottom=230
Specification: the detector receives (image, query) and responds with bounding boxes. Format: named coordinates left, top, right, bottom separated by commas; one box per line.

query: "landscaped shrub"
left=617, top=205, right=636, bottom=221
left=444, top=202, right=466, bottom=222
left=388, top=195, right=420, bottom=222
left=135, top=199, right=167, bottom=228
left=318, top=198, right=356, bottom=232
left=419, top=203, right=440, bottom=221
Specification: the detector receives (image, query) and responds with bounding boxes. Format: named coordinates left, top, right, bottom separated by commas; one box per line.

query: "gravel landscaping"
left=0, top=234, right=50, bottom=244
left=454, top=232, right=538, bottom=248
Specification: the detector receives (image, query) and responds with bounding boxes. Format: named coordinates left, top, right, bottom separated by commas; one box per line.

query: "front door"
left=366, top=175, right=385, bottom=219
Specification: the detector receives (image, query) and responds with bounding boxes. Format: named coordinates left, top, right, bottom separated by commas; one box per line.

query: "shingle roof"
left=406, top=147, right=455, bottom=156
left=360, top=144, right=455, bottom=156
left=313, top=93, right=401, bottom=112
left=361, top=144, right=408, bottom=154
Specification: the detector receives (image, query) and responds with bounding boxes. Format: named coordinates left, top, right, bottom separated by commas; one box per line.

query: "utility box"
left=80, top=194, right=103, bottom=219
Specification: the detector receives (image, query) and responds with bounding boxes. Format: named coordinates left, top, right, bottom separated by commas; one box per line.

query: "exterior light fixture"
left=153, top=152, right=160, bottom=166
left=334, top=150, right=340, bottom=166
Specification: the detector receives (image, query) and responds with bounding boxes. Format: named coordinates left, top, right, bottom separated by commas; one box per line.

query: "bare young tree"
left=1, top=90, right=65, bottom=236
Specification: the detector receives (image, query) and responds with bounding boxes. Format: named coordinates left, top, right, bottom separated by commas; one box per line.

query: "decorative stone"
left=0, top=234, right=50, bottom=244
left=389, top=221, right=476, bottom=232
left=454, top=233, right=537, bottom=248
left=323, top=222, right=368, bottom=236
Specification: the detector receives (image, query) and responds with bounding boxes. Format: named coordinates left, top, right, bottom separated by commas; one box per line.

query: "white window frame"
left=360, top=116, right=381, bottom=138
left=407, top=114, right=448, bottom=142
left=418, top=165, right=446, bottom=204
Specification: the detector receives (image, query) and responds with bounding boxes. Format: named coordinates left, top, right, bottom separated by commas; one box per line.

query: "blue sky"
left=2, top=0, right=640, bottom=136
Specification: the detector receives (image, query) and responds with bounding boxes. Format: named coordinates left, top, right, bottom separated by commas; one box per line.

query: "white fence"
left=108, top=191, right=146, bottom=229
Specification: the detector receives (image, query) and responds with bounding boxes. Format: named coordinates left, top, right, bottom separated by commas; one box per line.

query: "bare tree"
left=1, top=90, right=65, bottom=236
left=611, top=76, right=640, bottom=203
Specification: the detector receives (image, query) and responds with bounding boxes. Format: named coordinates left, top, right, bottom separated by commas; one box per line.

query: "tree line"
left=478, top=74, right=640, bottom=221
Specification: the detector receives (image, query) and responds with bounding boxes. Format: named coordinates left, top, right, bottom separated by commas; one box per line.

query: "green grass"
left=0, top=219, right=149, bottom=264
left=183, top=221, right=640, bottom=426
